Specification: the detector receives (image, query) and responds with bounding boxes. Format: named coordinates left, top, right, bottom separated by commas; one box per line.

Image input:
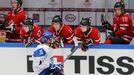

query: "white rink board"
left=0, top=45, right=134, bottom=75
left=0, top=48, right=27, bottom=75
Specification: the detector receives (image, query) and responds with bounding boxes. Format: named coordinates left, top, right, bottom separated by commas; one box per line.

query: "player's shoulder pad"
left=33, top=44, right=51, bottom=58
left=33, top=48, right=46, bottom=57
left=123, top=13, right=131, bottom=18
left=121, top=13, right=132, bottom=22
left=91, top=27, right=100, bottom=33
left=63, top=24, right=72, bottom=30
left=75, top=26, right=81, bottom=30
left=74, top=26, right=82, bottom=34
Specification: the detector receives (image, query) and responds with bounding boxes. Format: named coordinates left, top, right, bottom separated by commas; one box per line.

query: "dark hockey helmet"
left=11, top=0, right=23, bottom=7
left=80, top=18, right=91, bottom=26
left=23, top=18, right=34, bottom=26
left=114, top=2, right=125, bottom=13
left=52, top=15, right=62, bottom=23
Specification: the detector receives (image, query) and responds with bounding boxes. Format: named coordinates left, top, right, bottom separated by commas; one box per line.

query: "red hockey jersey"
left=74, top=27, right=100, bottom=45
left=20, top=25, right=43, bottom=44
left=111, top=13, right=133, bottom=42
left=48, top=24, right=74, bottom=44
left=6, top=10, right=27, bottom=42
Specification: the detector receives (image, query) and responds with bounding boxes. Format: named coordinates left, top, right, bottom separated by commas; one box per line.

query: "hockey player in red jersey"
left=20, top=18, right=43, bottom=47
left=74, top=18, right=100, bottom=51
left=48, top=15, right=74, bottom=48
left=102, top=2, right=133, bottom=44
left=0, top=13, right=6, bottom=30
left=5, top=0, right=27, bottom=42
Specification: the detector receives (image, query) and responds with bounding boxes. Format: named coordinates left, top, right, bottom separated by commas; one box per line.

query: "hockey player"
left=0, top=13, right=6, bottom=30
left=33, top=38, right=63, bottom=75
left=5, top=0, right=27, bottom=42
left=20, top=18, right=43, bottom=47
left=74, top=18, right=100, bottom=51
left=48, top=15, right=74, bottom=48
left=102, top=2, right=133, bottom=44
left=0, top=13, right=6, bottom=42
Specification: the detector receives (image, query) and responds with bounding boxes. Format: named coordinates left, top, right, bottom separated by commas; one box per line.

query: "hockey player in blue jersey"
left=32, top=32, right=63, bottom=75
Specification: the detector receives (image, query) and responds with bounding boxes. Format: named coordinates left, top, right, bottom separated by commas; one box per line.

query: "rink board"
left=0, top=43, right=134, bottom=75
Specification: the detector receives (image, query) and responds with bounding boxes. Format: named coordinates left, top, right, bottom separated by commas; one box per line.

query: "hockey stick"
left=61, top=37, right=79, bottom=65
left=129, top=38, right=134, bottom=45
left=61, top=45, right=79, bottom=65
left=101, top=13, right=108, bottom=40
left=101, top=0, right=109, bottom=40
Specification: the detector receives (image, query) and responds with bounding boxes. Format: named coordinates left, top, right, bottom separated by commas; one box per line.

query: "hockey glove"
left=84, top=38, right=93, bottom=46
left=102, top=21, right=111, bottom=30
left=53, top=35, right=61, bottom=43
left=80, top=44, right=88, bottom=51
left=49, top=64, right=63, bottom=72
left=50, top=36, right=62, bottom=48
left=106, top=32, right=115, bottom=39
left=5, top=23, right=15, bottom=33
left=24, top=37, right=34, bottom=47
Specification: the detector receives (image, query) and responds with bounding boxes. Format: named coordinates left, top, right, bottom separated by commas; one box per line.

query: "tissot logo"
left=68, top=55, right=134, bottom=74
left=27, top=55, right=134, bottom=74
